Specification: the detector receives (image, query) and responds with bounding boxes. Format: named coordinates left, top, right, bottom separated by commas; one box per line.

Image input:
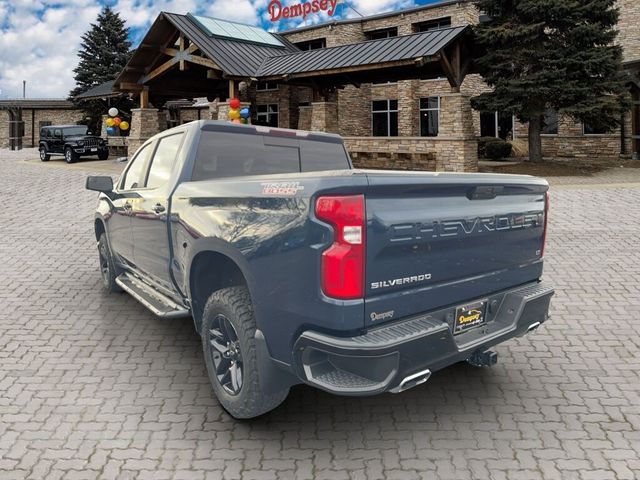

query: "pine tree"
left=70, top=7, right=132, bottom=124
left=471, top=0, right=630, bottom=162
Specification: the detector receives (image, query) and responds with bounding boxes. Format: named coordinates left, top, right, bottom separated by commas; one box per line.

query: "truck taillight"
left=541, top=191, right=549, bottom=257
left=315, top=195, right=365, bottom=299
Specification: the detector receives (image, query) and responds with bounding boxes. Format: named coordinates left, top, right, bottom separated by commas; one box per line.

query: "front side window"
left=53, top=129, right=62, bottom=138
left=372, top=100, right=398, bottom=137
left=145, top=133, right=184, bottom=188
left=542, top=109, right=559, bottom=135
left=121, top=143, right=152, bottom=190
left=256, top=104, right=279, bottom=127
left=420, top=97, right=440, bottom=137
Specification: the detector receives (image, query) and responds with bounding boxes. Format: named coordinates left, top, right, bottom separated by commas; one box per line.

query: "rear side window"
left=192, top=131, right=350, bottom=181
left=145, top=133, right=184, bottom=188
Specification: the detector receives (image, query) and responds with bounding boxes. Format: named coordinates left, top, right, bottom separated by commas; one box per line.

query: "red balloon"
left=229, top=98, right=241, bottom=109
left=113, top=117, right=122, bottom=126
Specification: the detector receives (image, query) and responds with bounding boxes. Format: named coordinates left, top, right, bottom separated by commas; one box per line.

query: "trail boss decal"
left=371, top=273, right=432, bottom=290
left=261, top=181, right=305, bottom=196
left=268, top=0, right=339, bottom=21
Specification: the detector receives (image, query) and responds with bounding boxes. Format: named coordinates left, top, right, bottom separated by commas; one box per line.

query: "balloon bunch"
left=105, top=107, right=129, bottom=136
left=228, top=98, right=250, bottom=124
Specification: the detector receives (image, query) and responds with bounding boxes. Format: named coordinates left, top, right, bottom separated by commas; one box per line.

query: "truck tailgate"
left=363, top=171, right=548, bottom=327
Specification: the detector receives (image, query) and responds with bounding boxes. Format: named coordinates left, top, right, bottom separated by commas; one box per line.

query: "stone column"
left=208, top=99, right=219, bottom=120
left=398, top=80, right=419, bottom=136
left=100, top=115, right=108, bottom=138
left=437, top=93, right=478, bottom=172
left=311, top=102, right=338, bottom=133
left=126, top=108, right=160, bottom=156
left=298, top=105, right=312, bottom=130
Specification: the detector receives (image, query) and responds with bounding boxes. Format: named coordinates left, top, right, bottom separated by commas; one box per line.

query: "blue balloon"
left=240, top=107, right=250, bottom=119
left=106, top=126, right=116, bottom=136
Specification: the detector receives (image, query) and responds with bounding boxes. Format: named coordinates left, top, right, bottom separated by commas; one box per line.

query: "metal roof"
left=0, top=99, right=76, bottom=109
left=162, top=13, right=298, bottom=77
left=257, top=26, right=467, bottom=77
left=74, top=80, right=118, bottom=100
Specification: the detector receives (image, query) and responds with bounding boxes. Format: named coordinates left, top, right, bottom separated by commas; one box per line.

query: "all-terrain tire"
left=98, top=151, right=109, bottom=160
left=39, top=146, right=50, bottom=161
left=65, top=147, right=78, bottom=164
left=98, top=234, right=122, bottom=293
left=201, top=286, right=289, bottom=419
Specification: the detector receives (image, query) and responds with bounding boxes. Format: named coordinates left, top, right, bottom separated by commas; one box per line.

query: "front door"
left=130, top=131, right=185, bottom=294
left=109, top=142, right=153, bottom=266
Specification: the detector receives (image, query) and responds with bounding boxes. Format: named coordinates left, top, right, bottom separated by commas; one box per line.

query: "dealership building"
left=2, top=0, right=640, bottom=171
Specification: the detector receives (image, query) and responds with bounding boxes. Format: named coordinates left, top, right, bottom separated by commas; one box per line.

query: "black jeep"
left=39, top=125, right=109, bottom=163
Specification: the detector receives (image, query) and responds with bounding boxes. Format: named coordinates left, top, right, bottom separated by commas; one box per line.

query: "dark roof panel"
left=74, top=80, right=117, bottom=100
left=257, top=26, right=467, bottom=77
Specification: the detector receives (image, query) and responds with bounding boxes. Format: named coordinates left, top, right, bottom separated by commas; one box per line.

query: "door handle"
left=153, top=203, right=166, bottom=214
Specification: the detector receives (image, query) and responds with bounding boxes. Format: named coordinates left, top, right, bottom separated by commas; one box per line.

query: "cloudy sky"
left=0, top=0, right=436, bottom=99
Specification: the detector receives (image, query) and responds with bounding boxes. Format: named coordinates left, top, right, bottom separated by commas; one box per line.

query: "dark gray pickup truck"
left=86, top=120, right=553, bottom=419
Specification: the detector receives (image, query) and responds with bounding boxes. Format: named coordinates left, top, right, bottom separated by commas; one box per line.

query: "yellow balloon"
left=119, top=121, right=129, bottom=131
left=105, top=118, right=115, bottom=127
left=228, top=108, right=240, bottom=120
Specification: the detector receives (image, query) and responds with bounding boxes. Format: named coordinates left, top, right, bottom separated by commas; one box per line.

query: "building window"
left=542, top=109, right=558, bottom=135
left=480, top=111, right=514, bottom=140
left=256, top=104, right=278, bottom=127
left=583, top=121, right=608, bottom=135
left=366, top=27, right=397, bottom=40
left=419, top=97, right=440, bottom=137
left=294, top=38, right=326, bottom=51
left=413, top=17, right=452, bottom=33
left=372, top=100, right=398, bottom=137
left=257, top=81, right=278, bottom=91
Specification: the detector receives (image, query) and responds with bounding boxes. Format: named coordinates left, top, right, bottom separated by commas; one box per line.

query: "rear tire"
left=201, top=286, right=289, bottom=419
left=39, top=146, right=50, bottom=161
left=98, top=151, right=109, bottom=161
left=65, top=147, right=77, bottom=164
left=98, top=234, right=122, bottom=293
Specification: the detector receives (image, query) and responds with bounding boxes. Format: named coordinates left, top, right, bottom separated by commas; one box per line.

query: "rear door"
left=363, top=172, right=548, bottom=326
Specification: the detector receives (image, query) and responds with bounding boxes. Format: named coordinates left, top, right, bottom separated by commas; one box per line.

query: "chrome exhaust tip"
left=390, top=368, right=431, bottom=394
left=527, top=321, right=541, bottom=333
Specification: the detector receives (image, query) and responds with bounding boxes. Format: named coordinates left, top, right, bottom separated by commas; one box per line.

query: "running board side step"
left=115, top=273, right=190, bottom=319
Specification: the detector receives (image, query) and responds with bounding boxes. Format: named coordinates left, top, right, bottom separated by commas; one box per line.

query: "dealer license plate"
left=453, top=300, right=487, bottom=335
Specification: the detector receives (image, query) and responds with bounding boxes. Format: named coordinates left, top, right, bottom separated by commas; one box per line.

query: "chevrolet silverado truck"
left=86, top=120, right=553, bottom=419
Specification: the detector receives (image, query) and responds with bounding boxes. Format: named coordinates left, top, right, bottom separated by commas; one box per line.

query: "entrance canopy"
left=112, top=12, right=474, bottom=104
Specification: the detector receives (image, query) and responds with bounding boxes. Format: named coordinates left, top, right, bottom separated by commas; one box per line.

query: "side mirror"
left=86, top=175, right=113, bottom=193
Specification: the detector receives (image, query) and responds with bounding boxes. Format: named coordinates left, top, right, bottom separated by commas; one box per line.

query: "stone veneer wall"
left=617, top=0, right=640, bottom=63
left=0, top=108, right=84, bottom=148
left=127, top=108, right=160, bottom=155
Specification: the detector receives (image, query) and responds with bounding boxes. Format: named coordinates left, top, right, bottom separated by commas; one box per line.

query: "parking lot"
left=0, top=152, right=639, bottom=480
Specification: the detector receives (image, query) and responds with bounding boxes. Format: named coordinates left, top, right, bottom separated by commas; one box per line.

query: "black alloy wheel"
left=208, top=314, right=243, bottom=395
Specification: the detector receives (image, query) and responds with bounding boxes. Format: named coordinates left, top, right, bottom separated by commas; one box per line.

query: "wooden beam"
left=140, top=87, right=149, bottom=108
left=179, top=35, right=186, bottom=71
left=228, top=80, right=237, bottom=99
left=207, top=69, right=222, bottom=79
left=141, top=57, right=179, bottom=83
left=161, top=47, right=180, bottom=57
left=184, top=54, right=220, bottom=70
left=119, top=82, right=144, bottom=92
left=438, top=51, right=460, bottom=91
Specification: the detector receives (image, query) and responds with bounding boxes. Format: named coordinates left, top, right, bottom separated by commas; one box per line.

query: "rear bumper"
left=292, top=281, right=554, bottom=395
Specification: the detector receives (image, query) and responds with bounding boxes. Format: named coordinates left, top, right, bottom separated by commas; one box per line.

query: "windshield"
left=64, top=126, right=89, bottom=136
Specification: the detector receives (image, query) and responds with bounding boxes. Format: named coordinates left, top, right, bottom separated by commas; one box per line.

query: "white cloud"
left=0, top=0, right=423, bottom=98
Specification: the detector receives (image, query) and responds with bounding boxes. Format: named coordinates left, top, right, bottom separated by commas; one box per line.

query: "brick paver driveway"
left=1, top=154, right=639, bottom=480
